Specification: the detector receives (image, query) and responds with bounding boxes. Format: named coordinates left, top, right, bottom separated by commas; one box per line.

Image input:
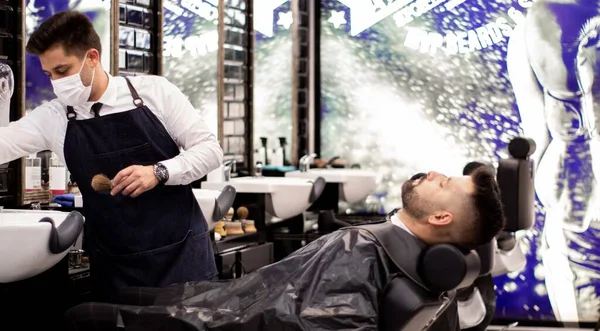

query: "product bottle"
left=271, top=148, right=284, bottom=167
left=255, top=147, right=267, bottom=166
left=25, top=154, right=42, bottom=191
left=49, top=153, right=67, bottom=195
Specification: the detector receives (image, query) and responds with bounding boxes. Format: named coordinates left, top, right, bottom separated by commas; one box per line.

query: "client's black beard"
left=401, top=172, right=428, bottom=219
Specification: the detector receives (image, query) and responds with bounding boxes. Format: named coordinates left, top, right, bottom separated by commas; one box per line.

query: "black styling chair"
left=379, top=136, right=535, bottom=331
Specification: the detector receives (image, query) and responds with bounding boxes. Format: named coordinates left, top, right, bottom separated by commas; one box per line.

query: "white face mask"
left=51, top=52, right=96, bottom=106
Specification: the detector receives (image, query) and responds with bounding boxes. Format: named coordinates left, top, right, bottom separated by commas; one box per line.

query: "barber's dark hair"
left=26, top=11, right=102, bottom=57
left=460, top=166, right=506, bottom=250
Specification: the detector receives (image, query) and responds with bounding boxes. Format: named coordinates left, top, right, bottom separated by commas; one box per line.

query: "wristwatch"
left=153, top=163, right=169, bottom=184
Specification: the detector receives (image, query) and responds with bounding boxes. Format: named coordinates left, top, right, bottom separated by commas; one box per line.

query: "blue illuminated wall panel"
left=320, top=0, right=600, bottom=324
left=25, top=0, right=112, bottom=112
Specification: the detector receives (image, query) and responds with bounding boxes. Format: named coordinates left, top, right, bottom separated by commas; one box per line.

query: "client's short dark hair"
left=459, top=167, right=506, bottom=250
left=26, top=11, right=102, bottom=57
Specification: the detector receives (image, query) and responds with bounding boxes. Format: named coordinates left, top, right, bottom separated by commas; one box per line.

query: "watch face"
left=155, top=164, right=168, bottom=182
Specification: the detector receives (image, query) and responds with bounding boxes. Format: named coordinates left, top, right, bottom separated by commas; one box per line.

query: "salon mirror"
left=162, top=0, right=219, bottom=136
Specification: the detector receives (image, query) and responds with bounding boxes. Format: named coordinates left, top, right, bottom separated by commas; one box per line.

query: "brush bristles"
left=91, top=174, right=113, bottom=192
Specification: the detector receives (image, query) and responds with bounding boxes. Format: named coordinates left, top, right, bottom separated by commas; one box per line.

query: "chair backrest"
left=379, top=277, right=455, bottom=331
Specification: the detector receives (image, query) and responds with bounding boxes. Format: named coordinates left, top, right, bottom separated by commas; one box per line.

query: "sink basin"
left=193, top=186, right=236, bottom=229
left=201, top=177, right=326, bottom=219
left=0, top=209, right=84, bottom=283
left=285, top=168, right=378, bottom=204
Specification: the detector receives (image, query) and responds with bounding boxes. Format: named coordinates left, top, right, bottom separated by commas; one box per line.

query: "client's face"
left=401, top=171, right=475, bottom=224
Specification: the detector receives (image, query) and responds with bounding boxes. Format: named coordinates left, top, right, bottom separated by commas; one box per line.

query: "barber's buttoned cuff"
left=160, top=158, right=183, bottom=185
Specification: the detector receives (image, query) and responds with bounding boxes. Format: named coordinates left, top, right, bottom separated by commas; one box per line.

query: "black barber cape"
left=111, top=220, right=460, bottom=331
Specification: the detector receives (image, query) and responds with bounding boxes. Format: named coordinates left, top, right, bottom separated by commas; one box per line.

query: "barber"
left=0, top=11, right=222, bottom=301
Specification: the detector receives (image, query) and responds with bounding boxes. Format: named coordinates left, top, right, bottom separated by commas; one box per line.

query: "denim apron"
left=63, top=77, right=217, bottom=301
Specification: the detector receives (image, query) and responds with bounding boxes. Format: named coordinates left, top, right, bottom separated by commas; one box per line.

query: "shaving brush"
left=237, top=206, right=249, bottom=220
left=91, top=174, right=113, bottom=192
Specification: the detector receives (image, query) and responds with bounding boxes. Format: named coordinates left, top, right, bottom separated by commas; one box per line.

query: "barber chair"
left=379, top=243, right=483, bottom=331
left=456, top=137, right=536, bottom=330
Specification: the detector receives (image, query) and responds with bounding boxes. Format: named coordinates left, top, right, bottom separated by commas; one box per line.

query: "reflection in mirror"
left=253, top=1, right=293, bottom=166
left=163, top=0, right=219, bottom=135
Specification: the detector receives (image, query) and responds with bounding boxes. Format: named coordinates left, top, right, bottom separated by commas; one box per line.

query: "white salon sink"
left=201, top=177, right=325, bottom=219
left=0, top=209, right=84, bottom=283
left=285, top=168, right=378, bottom=204
left=193, top=186, right=236, bottom=230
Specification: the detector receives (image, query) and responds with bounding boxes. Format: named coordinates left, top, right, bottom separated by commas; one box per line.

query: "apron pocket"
left=95, top=230, right=217, bottom=290
left=92, top=143, right=155, bottom=179
left=96, top=230, right=193, bottom=289
left=160, top=230, right=218, bottom=286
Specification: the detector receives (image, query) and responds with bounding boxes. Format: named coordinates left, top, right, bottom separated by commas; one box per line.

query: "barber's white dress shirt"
left=0, top=73, right=223, bottom=185
left=390, top=212, right=415, bottom=237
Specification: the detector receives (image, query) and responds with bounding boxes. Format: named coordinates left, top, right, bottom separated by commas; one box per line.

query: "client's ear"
left=427, top=211, right=453, bottom=226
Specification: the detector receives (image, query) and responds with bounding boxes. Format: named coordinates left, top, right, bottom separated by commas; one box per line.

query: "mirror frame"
left=291, top=0, right=300, bottom=166
left=217, top=0, right=255, bottom=172
left=16, top=0, right=26, bottom=205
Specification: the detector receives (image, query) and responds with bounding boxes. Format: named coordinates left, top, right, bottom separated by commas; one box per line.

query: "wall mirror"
left=252, top=0, right=313, bottom=167
left=162, top=0, right=219, bottom=137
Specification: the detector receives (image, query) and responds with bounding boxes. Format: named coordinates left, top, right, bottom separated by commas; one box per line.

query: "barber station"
left=1, top=0, right=599, bottom=330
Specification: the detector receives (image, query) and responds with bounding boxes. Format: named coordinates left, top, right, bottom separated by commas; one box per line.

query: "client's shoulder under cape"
left=115, top=221, right=430, bottom=331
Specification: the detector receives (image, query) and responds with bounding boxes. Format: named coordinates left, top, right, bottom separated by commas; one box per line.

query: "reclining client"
left=66, top=167, right=506, bottom=331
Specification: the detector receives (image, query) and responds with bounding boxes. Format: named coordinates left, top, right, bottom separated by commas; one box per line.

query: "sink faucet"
left=223, top=160, right=236, bottom=182
left=299, top=153, right=317, bottom=172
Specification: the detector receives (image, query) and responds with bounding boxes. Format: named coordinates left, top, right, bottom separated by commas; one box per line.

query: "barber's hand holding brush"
left=91, top=165, right=159, bottom=198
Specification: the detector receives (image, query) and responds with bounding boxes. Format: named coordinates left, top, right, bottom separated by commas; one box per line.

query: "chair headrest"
left=419, top=244, right=481, bottom=292
left=508, top=137, right=536, bottom=160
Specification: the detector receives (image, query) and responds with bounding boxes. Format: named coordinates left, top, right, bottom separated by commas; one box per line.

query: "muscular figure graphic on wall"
left=506, top=0, right=600, bottom=323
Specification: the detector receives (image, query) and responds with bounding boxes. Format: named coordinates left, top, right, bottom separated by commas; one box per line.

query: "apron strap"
left=66, top=106, right=77, bottom=121
left=124, top=77, right=145, bottom=108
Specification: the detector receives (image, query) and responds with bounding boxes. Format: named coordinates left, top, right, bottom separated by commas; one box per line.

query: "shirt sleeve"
left=158, top=78, right=223, bottom=185
left=0, top=106, right=54, bottom=164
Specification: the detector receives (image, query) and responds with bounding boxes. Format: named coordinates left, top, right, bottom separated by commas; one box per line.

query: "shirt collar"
left=73, top=71, right=118, bottom=113
left=390, top=212, right=415, bottom=237
left=97, top=72, right=118, bottom=107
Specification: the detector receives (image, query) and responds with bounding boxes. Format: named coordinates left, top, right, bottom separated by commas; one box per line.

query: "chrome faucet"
left=299, top=153, right=317, bottom=172
left=223, top=160, right=236, bottom=182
